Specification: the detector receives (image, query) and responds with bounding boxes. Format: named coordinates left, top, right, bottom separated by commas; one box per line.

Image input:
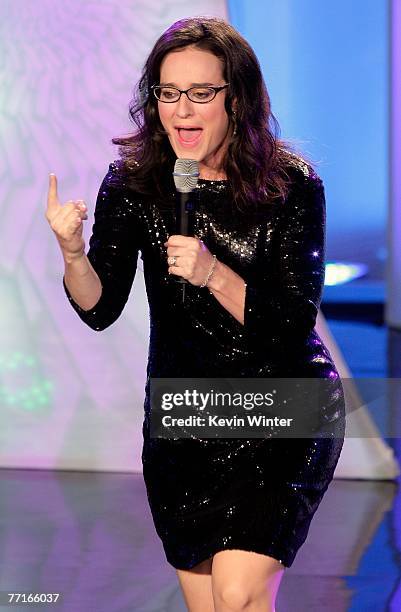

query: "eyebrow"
left=159, top=82, right=214, bottom=87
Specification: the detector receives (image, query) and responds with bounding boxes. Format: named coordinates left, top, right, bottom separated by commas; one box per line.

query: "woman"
left=46, top=16, right=345, bottom=612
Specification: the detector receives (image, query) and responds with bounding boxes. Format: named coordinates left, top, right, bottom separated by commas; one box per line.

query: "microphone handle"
left=175, top=192, right=195, bottom=303
left=177, top=191, right=191, bottom=237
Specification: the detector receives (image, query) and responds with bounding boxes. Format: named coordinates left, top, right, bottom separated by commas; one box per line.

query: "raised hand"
left=46, top=173, right=88, bottom=260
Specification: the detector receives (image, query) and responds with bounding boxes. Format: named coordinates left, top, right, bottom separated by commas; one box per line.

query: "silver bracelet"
left=200, top=254, right=217, bottom=288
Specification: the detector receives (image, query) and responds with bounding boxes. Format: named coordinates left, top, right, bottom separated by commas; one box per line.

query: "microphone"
left=172, top=158, right=200, bottom=303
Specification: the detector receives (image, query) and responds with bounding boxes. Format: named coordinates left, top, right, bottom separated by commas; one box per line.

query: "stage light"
left=324, top=262, right=368, bottom=286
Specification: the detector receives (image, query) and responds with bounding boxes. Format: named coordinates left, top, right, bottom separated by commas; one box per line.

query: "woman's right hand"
left=46, top=173, right=88, bottom=260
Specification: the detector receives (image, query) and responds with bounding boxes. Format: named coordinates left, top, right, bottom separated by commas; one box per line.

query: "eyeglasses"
left=151, top=84, right=229, bottom=104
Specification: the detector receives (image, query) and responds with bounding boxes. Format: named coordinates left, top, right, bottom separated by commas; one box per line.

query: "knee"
left=214, top=582, right=250, bottom=611
left=213, top=582, right=273, bottom=612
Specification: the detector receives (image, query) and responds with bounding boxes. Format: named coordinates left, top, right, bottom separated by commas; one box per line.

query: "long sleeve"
left=243, top=166, right=326, bottom=351
left=63, top=162, right=141, bottom=331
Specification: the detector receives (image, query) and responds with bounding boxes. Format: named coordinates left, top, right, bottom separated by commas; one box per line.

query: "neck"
left=199, top=164, right=227, bottom=181
left=198, top=143, right=228, bottom=180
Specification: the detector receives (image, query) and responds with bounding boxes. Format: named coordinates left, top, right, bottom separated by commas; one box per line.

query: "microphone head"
left=173, top=158, right=200, bottom=193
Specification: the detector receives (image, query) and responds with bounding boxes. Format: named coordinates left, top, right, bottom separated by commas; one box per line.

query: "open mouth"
left=175, top=127, right=203, bottom=146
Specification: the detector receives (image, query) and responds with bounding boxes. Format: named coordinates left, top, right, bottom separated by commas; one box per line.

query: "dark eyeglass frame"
left=151, top=83, right=229, bottom=104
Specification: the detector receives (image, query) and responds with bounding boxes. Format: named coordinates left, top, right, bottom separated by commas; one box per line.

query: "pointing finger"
left=47, top=173, right=60, bottom=210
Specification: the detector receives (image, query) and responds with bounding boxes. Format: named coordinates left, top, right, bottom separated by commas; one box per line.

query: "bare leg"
left=176, top=556, right=215, bottom=612
left=212, top=549, right=285, bottom=612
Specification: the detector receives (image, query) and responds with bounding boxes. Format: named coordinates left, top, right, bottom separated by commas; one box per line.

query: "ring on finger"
left=167, top=255, right=177, bottom=266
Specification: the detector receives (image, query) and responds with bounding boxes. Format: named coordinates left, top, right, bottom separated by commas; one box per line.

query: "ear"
left=231, top=97, right=238, bottom=113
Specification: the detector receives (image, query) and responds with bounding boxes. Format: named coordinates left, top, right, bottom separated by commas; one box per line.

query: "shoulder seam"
left=285, top=152, right=320, bottom=182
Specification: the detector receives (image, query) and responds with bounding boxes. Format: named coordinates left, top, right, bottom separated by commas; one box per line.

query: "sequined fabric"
left=63, top=156, right=345, bottom=569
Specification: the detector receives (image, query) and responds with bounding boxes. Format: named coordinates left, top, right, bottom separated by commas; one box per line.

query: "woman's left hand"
left=164, top=235, right=215, bottom=286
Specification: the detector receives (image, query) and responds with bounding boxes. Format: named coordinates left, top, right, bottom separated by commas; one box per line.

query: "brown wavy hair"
left=112, top=16, right=297, bottom=208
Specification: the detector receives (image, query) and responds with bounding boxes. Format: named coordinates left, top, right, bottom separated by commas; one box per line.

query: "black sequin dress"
left=63, top=156, right=345, bottom=569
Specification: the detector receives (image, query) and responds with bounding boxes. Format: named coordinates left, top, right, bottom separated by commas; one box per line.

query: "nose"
left=175, top=93, right=194, bottom=117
